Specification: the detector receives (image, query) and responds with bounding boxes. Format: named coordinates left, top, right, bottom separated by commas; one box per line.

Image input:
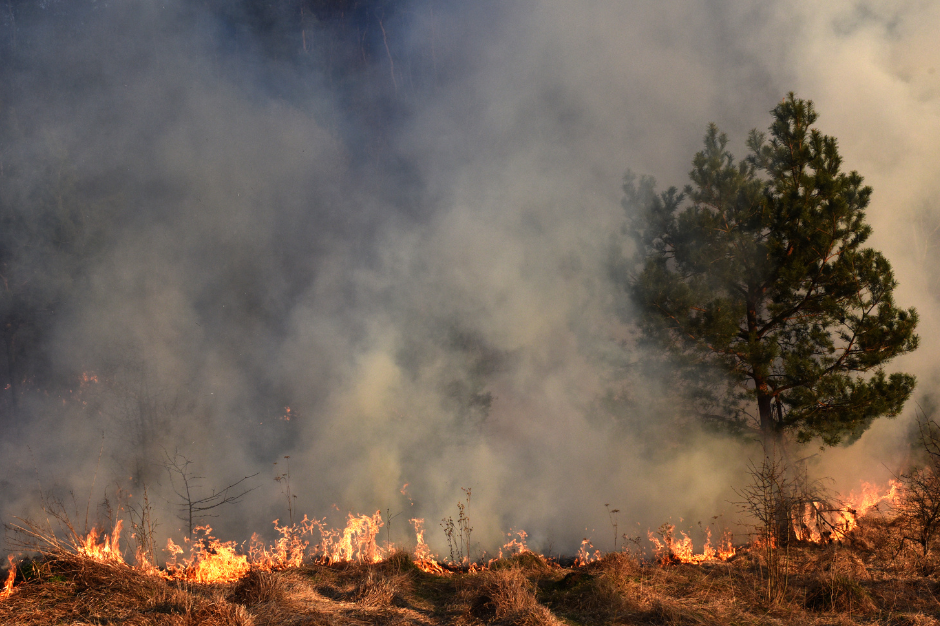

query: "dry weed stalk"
left=441, top=487, right=473, bottom=565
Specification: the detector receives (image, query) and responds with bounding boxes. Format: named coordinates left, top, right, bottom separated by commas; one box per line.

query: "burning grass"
left=1, top=477, right=939, bottom=624
left=4, top=511, right=940, bottom=625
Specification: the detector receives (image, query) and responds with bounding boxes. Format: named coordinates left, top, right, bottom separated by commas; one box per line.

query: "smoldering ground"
left=1, top=0, right=939, bottom=557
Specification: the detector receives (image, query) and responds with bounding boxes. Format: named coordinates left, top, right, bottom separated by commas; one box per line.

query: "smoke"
left=1, top=0, right=939, bottom=556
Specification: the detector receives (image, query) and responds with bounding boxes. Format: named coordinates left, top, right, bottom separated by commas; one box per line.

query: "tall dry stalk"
left=736, top=453, right=791, bottom=603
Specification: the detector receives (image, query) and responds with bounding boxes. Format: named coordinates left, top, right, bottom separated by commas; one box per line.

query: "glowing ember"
left=1, top=556, right=15, bottom=601
left=648, top=524, right=735, bottom=564
left=77, top=521, right=125, bottom=564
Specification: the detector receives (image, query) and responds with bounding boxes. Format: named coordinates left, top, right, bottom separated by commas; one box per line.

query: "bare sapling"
left=736, top=453, right=792, bottom=603
left=164, top=449, right=258, bottom=537
left=896, top=414, right=940, bottom=567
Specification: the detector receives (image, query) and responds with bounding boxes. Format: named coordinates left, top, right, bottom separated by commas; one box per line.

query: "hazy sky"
left=2, top=0, right=939, bottom=557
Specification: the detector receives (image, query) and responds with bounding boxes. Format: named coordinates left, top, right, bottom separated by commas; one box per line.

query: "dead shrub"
left=896, top=415, right=940, bottom=562
left=592, top=551, right=636, bottom=583
left=147, top=584, right=197, bottom=616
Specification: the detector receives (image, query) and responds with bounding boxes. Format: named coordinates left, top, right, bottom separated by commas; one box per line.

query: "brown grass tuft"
left=191, top=600, right=255, bottom=626
left=457, top=567, right=559, bottom=625
left=489, top=552, right=555, bottom=575
left=804, top=574, right=878, bottom=614
left=228, top=569, right=286, bottom=607
left=354, top=569, right=401, bottom=607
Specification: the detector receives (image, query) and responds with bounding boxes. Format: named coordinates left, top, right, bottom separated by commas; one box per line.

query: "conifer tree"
left=618, top=94, right=918, bottom=447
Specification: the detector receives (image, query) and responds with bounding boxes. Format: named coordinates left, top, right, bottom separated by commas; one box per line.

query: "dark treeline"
left=0, top=0, right=451, bottom=434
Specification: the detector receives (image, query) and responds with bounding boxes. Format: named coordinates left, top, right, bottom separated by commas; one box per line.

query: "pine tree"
left=618, top=93, right=918, bottom=447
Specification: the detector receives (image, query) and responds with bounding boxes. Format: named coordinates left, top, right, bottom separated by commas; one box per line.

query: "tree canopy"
left=617, top=94, right=918, bottom=447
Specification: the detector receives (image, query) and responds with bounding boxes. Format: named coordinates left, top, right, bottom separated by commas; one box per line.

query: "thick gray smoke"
left=2, top=0, right=939, bottom=557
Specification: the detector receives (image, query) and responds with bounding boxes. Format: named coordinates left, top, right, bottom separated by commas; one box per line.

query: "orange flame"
left=575, top=538, right=601, bottom=567
left=314, top=511, right=385, bottom=564
left=165, top=526, right=250, bottom=584
left=648, top=525, right=735, bottom=564
left=495, top=529, right=530, bottom=560
left=133, top=546, right=163, bottom=578
left=411, top=518, right=447, bottom=574
left=1, top=556, right=15, bottom=601
left=77, top=521, right=125, bottom=564
left=793, top=480, right=900, bottom=543
left=248, top=518, right=310, bottom=571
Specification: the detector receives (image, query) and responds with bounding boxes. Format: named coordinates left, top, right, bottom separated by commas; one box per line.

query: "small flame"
left=575, top=538, right=601, bottom=567
left=1, top=556, right=15, bottom=601
left=496, top=529, right=530, bottom=560
left=133, top=546, right=163, bottom=578
left=249, top=518, right=311, bottom=570
left=793, top=480, right=900, bottom=543
left=77, top=521, right=125, bottom=564
left=411, top=518, right=446, bottom=574
left=648, top=524, right=734, bottom=564
left=166, top=526, right=250, bottom=584
left=400, top=483, right=414, bottom=506
left=315, top=511, right=385, bottom=564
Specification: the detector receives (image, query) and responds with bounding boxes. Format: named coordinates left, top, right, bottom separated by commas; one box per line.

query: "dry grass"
left=5, top=515, right=940, bottom=625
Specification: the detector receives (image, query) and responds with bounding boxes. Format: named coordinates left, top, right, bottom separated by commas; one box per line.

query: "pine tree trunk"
left=757, top=391, right=776, bottom=451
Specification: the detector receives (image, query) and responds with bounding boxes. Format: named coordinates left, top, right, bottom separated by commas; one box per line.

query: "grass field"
left=3, top=511, right=940, bottom=625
